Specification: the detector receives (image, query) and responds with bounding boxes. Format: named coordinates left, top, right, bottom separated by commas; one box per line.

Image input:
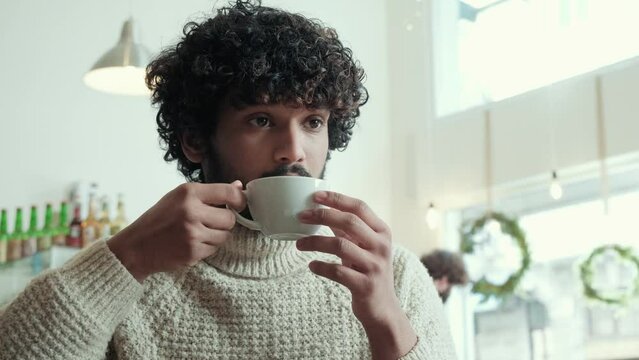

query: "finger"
left=313, top=191, right=388, bottom=234
left=298, top=208, right=377, bottom=249
left=197, top=205, right=237, bottom=231
left=198, top=226, right=234, bottom=247
left=308, top=260, right=369, bottom=294
left=297, top=236, right=377, bottom=273
left=332, top=227, right=351, bottom=240
left=186, top=242, right=220, bottom=266
left=190, top=181, right=246, bottom=210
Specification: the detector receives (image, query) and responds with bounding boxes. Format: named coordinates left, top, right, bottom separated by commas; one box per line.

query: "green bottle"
left=0, top=209, right=8, bottom=265
left=8, top=208, right=24, bottom=261
left=38, top=203, right=54, bottom=251
left=52, top=202, right=69, bottom=246
left=23, top=205, right=38, bottom=257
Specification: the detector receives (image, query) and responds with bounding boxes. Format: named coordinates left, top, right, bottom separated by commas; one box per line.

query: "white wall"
left=386, top=0, right=443, bottom=255
left=431, top=59, right=639, bottom=212
left=0, top=1, right=391, bottom=235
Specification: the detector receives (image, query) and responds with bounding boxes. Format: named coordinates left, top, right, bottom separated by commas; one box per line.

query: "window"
left=433, top=0, right=639, bottom=117
left=520, top=189, right=639, bottom=262
left=454, top=189, right=639, bottom=359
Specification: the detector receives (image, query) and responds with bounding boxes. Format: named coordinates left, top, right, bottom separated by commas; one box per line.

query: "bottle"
left=38, top=203, right=54, bottom=251
left=66, top=204, right=82, bottom=248
left=31, top=203, right=53, bottom=274
left=97, top=197, right=111, bottom=239
left=110, top=194, right=128, bottom=235
left=23, top=205, right=38, bottom=257
left=81, top=194, right=100, bottom=247
left=53, top=202, right=69, bottom=246
left=0, top=209, right=8, bottom=265
left=8, top=208, right=24, bottom=261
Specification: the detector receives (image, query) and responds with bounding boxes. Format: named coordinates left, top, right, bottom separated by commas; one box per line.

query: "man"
left=420, top=250, right=469, bottom=303
left=0, top=1, right=456, bottom=359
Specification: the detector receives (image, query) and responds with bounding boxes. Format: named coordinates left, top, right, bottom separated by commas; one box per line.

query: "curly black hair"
left=146, top=0, right=369, bottom=182
left=420, top=250, right=469, bottom=285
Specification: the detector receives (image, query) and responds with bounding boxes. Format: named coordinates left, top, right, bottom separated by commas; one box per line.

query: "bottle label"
left=82, top=227, right=96, bottom=247
left=22, top=237, right=37, bottom=257
left=99, top=224, right=111, bottom=239
left=38, top=235, right=52, bottom=251
left=53, top=234, right=65, bottom=246
left=0, top=241, right=6, bottom=263
left=67, top=226, right=82, bottom=247
left=8, top=240, right=22, bottom=261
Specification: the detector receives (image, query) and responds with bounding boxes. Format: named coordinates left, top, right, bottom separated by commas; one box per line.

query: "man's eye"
left=307, top=118, right=325, bottom=129
left=249, top=116, right=272, bottom=128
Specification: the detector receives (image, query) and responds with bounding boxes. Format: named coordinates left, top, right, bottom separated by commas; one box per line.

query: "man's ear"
left=180, top=132, right=205, bottom=163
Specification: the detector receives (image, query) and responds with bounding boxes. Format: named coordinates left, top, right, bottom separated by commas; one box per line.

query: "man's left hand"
left=297, top=191, right=417, bottom=360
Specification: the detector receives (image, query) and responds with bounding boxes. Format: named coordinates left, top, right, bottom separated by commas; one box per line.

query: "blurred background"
left=1, top=0, right=638, bottom=359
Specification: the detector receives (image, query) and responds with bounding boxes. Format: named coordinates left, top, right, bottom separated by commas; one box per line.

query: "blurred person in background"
left=421, top=250, right=469, bottom=303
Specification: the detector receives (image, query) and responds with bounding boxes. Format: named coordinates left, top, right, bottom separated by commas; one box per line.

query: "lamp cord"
left=595, top=76, right=610, bottom=215
left=484, top=109, right=494, bottom=213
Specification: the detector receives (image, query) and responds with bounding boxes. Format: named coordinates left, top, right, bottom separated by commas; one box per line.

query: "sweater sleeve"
left=393, top=246, right=458, bottom=360
left=0, top=240, right=144, bottom=360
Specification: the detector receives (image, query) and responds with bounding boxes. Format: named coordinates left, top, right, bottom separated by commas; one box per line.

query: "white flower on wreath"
left=464, top=219, right=523, bottom=286
left=591, top=248, right=638, bottom=298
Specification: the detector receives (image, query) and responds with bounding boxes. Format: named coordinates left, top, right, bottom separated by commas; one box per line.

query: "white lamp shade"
left=84, top=66, right=149, bottom=96
left=83, top=18, right=151, bottom=96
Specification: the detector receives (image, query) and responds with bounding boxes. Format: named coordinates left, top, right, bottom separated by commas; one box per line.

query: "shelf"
left=0, top=246, right=80, bottom=305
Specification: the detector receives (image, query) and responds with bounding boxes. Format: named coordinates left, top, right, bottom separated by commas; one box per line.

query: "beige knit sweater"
left=0, top=226, right=456, bottom=360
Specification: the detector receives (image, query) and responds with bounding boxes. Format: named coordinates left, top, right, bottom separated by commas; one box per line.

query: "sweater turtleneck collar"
left=203, top=225, right=319, bottom=279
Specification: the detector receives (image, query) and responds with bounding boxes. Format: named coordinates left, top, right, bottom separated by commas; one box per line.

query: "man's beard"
left=439, top=288, right=451, bottom=303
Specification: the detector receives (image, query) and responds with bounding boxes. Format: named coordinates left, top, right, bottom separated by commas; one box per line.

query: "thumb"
left=228, top=180, right=246, bottom=211
left=230, top=180, right=243, bottom=189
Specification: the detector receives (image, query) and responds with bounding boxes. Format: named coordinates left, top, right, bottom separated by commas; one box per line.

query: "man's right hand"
left=106, top=181, right=246, bottom=282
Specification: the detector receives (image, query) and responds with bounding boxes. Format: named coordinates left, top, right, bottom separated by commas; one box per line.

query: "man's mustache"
left=261, top=164, right=312, bottom=178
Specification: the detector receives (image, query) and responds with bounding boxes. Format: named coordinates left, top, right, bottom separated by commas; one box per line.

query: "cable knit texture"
left=0, top=226, right=457, bottom=359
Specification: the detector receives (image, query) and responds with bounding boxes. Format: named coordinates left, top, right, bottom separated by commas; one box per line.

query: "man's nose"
left=273, top=126, right=305, bottom=164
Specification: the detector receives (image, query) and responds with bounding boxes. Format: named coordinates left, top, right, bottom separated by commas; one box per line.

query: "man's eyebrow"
left=235, top=105, right=272, bottom=114
left=307, top=109, right=331, bottom=116
left=230, top=107, right=268, bottom=118
left=243, top=111, right=270, bottom=118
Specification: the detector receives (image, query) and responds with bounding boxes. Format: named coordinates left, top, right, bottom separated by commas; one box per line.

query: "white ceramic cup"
left=232, top=176, right=329, bottom=240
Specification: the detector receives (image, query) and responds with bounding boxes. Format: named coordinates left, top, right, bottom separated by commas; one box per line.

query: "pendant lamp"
left=83, top=18, right=150, bottom=96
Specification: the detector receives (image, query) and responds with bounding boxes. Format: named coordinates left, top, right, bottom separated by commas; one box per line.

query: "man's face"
left=201, top=103, right=330, bottom=185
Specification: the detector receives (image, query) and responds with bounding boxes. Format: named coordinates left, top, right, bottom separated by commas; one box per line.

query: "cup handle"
left=228, top=190, right=261, bottom=231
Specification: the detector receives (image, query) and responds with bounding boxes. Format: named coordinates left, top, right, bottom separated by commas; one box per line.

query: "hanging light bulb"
left=549, top=170, right=563, bottom=200
left=425, top=203, right=440, bottom=230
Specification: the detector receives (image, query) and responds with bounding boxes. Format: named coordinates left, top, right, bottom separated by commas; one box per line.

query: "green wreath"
left=460, top=212, right=531, bottom=301
left=579, top=244, right=639, bottom=307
